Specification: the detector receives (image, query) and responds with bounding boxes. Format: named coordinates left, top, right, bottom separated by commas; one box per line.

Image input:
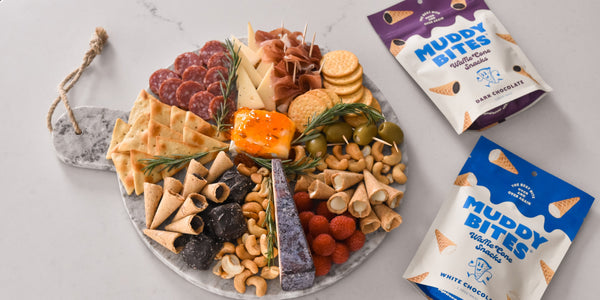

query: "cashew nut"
left=257, top=167, right=270, bottom=177
left=237, top=163, right=257, bottom=177
left=242, top=259, right=259, bottom=274
left=260, top=266, right=280, bottom=280
left=316, top=159, right=328, bottom=171
left=257, top=210, right=267, bottom=227
left=215, top=242, right=236, bottom=260
left=212, top=260, right=223, bottom=276
left=253, top=255, right=267, bottom=268
left=258, top=178, right=270, bottom=197
left=372, top=162, right=391, bottom=184
left=361, top=145, right=371, bottom=156
left=250, top=173, right=263, bottom=184
left=222, top=254, right=245, bottom=276
left=291, top=145, right=306, bottom=163
left=259, top=234, right=278, bottom=258
left=245, top=192, right=264, bottom=204
left=372, top=142, right=384, bottom=162
left=381, top=163, right=391, bottom=174
left=365, top=155, right=374, bottom=171
left=325, top=154, right=349, bottom=171
left=233, top=269, right=253, bottom=294
left=243, top=211, right=259, bottom=220
left=392, top=164, right=408, bottom=184
left=242, top=202, right=263, bottom=215
left=248, top=218, right=268, bottom=236
left=262, top=198, right=269, bottom=210
left=235, top=244, right=255, bottom=260
left=246, top=276, right=268, bottom=297
left=346, top=143, right=364, bottom=160
left=221, top=270, right=235, bottom=279
left=244, top=234, right=262, bottom=256
left=347, top=158, right=367, bottom=172
left=332, top=145, right=351, bottom=161
left=382, top=146, right=402, bottom=166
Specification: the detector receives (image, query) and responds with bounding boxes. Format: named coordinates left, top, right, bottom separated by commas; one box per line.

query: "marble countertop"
left=1, top=0, right=598, bottom=299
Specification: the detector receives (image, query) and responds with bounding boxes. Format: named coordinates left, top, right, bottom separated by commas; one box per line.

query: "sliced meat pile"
left=148, top=40, right=236, bottom=122
left=255, top=28, right=323, bottom=112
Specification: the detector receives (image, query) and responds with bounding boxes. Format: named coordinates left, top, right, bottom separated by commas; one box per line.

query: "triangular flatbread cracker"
left=117, top=113, right=150, bottom=153
left=147, top=119, right=183, bottom=155
left=182, top=126, right=228, bottom=151
left=129, top=90, right=160, bottom=124
left=170, top=106, right=187, bottom=134
left=130, top=150, right=163, bottom=195
left=155, top=136, right=209, bottom=177
left=150, top=97, right=171, bottom=127
left=184, top=111, right=215, bottom=137
left=105, top=118, right=131, bottom=160
left=111, top=152, right=135, bottom=195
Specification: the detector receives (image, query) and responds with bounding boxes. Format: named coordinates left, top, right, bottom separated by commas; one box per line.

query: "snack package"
left=404, top=136, right=594, bottom=299
left=368, top=0, right=552, bottom=134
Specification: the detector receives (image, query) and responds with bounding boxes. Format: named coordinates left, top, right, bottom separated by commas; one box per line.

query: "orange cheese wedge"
left=231, top=108, right=296, bottom=159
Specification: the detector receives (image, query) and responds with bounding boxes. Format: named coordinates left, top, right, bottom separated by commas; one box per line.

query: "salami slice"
left=207, top=52, right=232, bottom=69
left=208, top=96, right=236, bottom=122
left=176, top=81, right=205, bottom=110
left=182, top=65, right=208, bottom=84
left=198, top=40, right=227, bottom=65
left=204, top=66, right=229, bottom=86
left=189, top=91, right=216, bottom=121
left=206, top=81, right=226, bottom=97
left=159, top=78, right=183, bottom=106
left=174, top=52, right=202, bottom=75
left=149, top=69, right=180, bottom=95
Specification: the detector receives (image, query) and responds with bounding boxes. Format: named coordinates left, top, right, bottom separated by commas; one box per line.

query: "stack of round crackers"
left=287, top=89, right=338, bottom=132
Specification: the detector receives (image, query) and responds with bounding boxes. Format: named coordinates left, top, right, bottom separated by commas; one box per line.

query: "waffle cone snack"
left=540, top=260, right=554, bottom=284
left=143, top=229, right=185, bottom=254
left=435, top=229, right=456, bottom=255
left=489, top=149, right=518, bottom=174
left=389, top=39, right=406, bottom=56
left=463, top=111, right=472, bottom=132
left=383, top=10, right=414, bottom=25
left=429, top=81, right=460, bottom=96
left=497, top=33, right=516, bottom=44
left=150, top=190, right=185, bottom=229
left=407, top=272, right=429, bottom=284
left=513, top=65, right=539, bottom=85
left=143, top=182, right=163, bottom=228
left=451, top=0, right=467, bottom=10
left=548, top=197, right=580, bottom=218
left=454, top=172, right=477, bottom=186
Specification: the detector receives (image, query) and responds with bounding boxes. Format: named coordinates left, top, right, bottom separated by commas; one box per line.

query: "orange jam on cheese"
left=231, top=108, right=296, bottom=159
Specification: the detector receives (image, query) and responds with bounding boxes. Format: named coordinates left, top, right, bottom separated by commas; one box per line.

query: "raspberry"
left=299, top=211, right=315, bottom=233
left=308, top=215, right=330, bottom=236
left=331, top=243, right=350, bottom=264
left=315, top=201, right=336, bottom=220
left=312, top=233, right=336, bottom=256
left=344, top=230, right=366, bottom=252
left=294, top=191, right=313, bottom=212
left=330, top=215, right=356, bottom=240
left=312, top=254, right=332, bottom=276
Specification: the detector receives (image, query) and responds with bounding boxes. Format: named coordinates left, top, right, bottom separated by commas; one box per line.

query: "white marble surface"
left=1, top=0, right=598, bottom=299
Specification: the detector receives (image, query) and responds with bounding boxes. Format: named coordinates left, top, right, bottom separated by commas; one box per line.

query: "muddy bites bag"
left=404, top=136, right=594, bottom=300
left=368, top=0, right=552, bottom=134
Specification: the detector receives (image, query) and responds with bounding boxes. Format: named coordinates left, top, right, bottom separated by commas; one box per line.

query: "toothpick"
left=393, top=141, right=399, bottom=152
left=342, top=135, right=349, bottom=145
left=309, top=32, right=316, bottom=57
left=302, top=23, right=308, bottom=44
left=292, top=61, right=298, bottom=83
left=318, top=56, right=327, bottom=73
left=280, top=21, right=284, bottom=37
left=373, top=137, right=392, bottom=147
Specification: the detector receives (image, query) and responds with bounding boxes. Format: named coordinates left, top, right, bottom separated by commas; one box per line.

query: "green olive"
left=353, top=123, right=378, bottom=146
left=323, top=122, right=353, bottom=143
left=306, top=134, right=328, bottom=157
left=378, top=122, right=404, bottom=145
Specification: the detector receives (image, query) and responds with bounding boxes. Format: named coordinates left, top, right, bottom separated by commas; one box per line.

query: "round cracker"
left=323, top=64, right=363, bottom=85
left=343, top=95, right=382, bottom=127
left=324, top=78, right=363, bottom=96
left=358, top=88, right=374, bottom=106
left=323, top=88, right=342, bottom=106
left=339, top=85, right=365, bottom=104
left=321, top=50, right=360, bottom=78
left=287, top=93, right=329, bottom=132
left=306, top=89, right=334, bottom=109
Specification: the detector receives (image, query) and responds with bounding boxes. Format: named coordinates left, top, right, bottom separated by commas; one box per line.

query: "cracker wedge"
left=105, top=118, right=130, bottom=160
left=130, top=150, right=163, bottom=195
left=155, top=136, right=209, bottom=178
left=117, top=113, right=150, bottom=153
left=184, top=111, right=215, bottom=137
left=170, top=106, right=187, bottom=134
left=147, top=119, right=183, bottom=155
left=111, top=152, right=135, bottom=195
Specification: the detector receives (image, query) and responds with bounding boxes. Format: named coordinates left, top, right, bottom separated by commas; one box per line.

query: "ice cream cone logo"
left=467, top=258, right=493, bottom=284
left=389, top=39, right=406, bottom=56
left=497, top=33, right=517, bottom=44
left=451, top=0, right=467, bottom=10
left=429, top=81, right=460, bottom=96
left=463, top=111, right=472, bottom=132
left=507, top=291, right=520, bottom=300
left=383, top=10, right=414, bottom=25
left=513, top=65, right=539, bottom=85
left=435, top=229, right=457, bottom=255
left=548, top=197, right=580, bottom=218
left=488, top=149, right=518, bottom=174
left=540, top=260, right=554, bottom=284
left=454, top=172, right=477, bottom=186
left=407, top=272, right=429, bottom=283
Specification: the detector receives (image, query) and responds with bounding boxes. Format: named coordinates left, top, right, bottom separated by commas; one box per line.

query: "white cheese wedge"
left=240, top=55, right=263, bottom=88
left=247, top=22, right=258, bottom=51
left=231, top=35, right=260, bottom=67
left=257, top=63, right=275, bottom=111
left=236, top=67, right=265, bottom=110
left=256, top=61, right=273, bottom=78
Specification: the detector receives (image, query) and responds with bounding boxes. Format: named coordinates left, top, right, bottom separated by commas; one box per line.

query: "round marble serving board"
left=52, top=75, right=407, bottom=299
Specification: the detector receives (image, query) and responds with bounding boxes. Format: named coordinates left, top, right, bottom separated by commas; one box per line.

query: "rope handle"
left=47, top=27, right=109, bottom=134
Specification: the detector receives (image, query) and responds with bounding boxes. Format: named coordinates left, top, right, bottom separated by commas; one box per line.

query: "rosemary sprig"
left=264, top=176, right=277, bottom=266
left=140, top=147, right=227, bottom=175
left=292, top=102, right=384, bottom=145
left=249, top=155, right=322, bottom=176
left=211, top=39, right=241, bottom=135
left=213, top=99, right=232, bottom=134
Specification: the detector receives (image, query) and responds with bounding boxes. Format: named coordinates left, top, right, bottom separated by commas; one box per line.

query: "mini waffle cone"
left=331, top=171, right=364, bottom=191
left=150, top=190, right=185, bottom=229
left=389, top=39, right=406, bottom=56
left=205, top=151, right=234, bottom=183
left=327, top=190, right=354, bottom=214
left=451, top=0, right=467, bottom=10
left=181, top=173, right=207, bottom=199
left=407, top=272, right=429, bottom=284
left=143, top=229, right=184, bottom=254
left=463, top=111, right=472, bottom=132
left=294, top=174, right=315, bottom=192
left=143, top=182, right=163, bottom=228
left=373, top=204, right=402, bottom=232
left=173, top=193, right=208, bottom=222
left=348, top=183, right=372, bottom=218
left=435, top=229, right=456, bottom=254
left=360, top=210, right=381, bottom=234
left=489, top=149, right=518, bottom=174
left=165, top=214, right=204, bottom=235
left=201, top=182, right=230, bottom=203
left=549, top=197, right=580, bottom=218
left=381, top=184, right=404, bottom=209
left=514, top=65, right=540, bottom=85
left=188, top=159, right=209, bottom=178
left=308, top=179, right=336, bottom=200
left=540, top=260, right=554, bottom=284
left=454, top=172, right=477, bottom=186
left=163, top=177, right=183, bottom=194
left=429, top=81, right=460, bottom=96
left=363, top=170, right=389, bottom=204
left=383, top=10, right=413, bottom=25
left=496, top=33, right=516, bottom=44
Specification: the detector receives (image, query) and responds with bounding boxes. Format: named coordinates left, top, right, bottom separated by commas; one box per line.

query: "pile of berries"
left=294, top=191, right=366, bottom=276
